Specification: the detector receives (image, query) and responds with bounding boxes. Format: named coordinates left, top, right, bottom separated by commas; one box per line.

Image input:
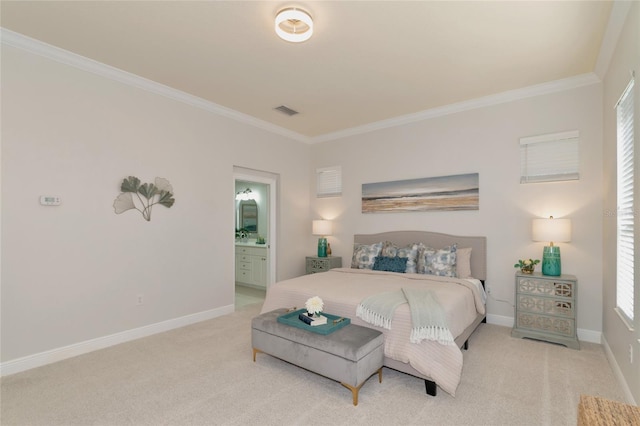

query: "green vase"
left=542, top=246, right=561, bottom=276
left=317, top=238, right=327, bottom=257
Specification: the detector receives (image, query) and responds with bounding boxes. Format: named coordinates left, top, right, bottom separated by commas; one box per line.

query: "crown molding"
left=311, top=72, right=601, bottom=143
left=0, top=28, right=312, bottom=144
left=2, top=28, right=601, bottom=146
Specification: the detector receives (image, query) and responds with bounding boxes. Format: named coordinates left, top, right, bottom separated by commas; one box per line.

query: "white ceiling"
left=1, top=1, right=615, bottom=142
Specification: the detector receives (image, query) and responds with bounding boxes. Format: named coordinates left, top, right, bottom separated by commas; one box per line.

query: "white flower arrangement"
left=305, top=296, right=324, bottom=316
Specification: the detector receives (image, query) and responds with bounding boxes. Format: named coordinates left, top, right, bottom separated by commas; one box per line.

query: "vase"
left=317, top=238, right=327, bottom=257
left=521, top=268, right=534, bottom=274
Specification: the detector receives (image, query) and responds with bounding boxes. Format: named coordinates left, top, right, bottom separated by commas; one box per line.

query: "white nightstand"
left=511, top=272, right=580, bottom=349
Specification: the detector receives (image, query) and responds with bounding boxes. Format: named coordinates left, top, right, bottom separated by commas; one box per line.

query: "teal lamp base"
left=317, top=237, right=327, bottom=257
left=541, top=246, right=561, bottom=276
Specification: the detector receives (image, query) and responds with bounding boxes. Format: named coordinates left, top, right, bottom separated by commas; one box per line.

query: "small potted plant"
left=514, top=258, right=540, bottom=274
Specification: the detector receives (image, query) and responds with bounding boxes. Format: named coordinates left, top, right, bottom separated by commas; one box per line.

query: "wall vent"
left=274, top=105, right=299, bottom=116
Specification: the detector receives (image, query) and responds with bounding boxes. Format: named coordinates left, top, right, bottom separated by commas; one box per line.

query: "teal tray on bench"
left=277, top=309, right=351, bottom=335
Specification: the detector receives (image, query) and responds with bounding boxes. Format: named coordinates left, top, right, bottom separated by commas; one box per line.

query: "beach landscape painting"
left=362, top=173, right=479, bottom=213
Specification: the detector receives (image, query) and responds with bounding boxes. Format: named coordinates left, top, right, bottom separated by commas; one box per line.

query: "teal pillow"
left=373, top=256, right=408, bottom=273
left=382, top=243, right=422, bottom=273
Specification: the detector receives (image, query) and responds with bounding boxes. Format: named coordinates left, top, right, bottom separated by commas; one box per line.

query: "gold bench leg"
left=340, top=382, right=362, bottom=406
left=340, top=368, right=383, bottom=406
left=252, top=348, right=262, bottom=362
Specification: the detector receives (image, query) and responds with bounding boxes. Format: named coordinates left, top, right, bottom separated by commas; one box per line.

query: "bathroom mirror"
left=239, top=200, right=258, bottom=233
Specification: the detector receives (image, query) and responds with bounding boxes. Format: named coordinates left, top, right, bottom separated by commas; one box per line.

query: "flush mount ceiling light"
left=275, top=8, right=313, bottom=43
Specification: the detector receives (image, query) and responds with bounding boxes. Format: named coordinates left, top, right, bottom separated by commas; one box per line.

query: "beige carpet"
left=234, top=285, right=266, bottom=309
left=1, top=302, right=626, bottom=426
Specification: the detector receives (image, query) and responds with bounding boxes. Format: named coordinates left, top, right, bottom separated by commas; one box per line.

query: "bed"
left=259, top=231, right=487, bottom=397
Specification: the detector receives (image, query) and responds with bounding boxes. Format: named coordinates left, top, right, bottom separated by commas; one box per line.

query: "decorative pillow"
left=456, top=247, right=472, bottom=278
left=381, top=242, right=422, bottom=273
left=422, top=244, right=457, bottom=277
left=373, top=256, right=408, bottom=273
left=416, top=246, right=429, bottom=274
left=351, top=242, right=384, bottom=269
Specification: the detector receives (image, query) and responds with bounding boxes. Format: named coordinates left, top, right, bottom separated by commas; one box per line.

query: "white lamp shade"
left=312, top=220, right=332, bottom=236
left=532, top=217, right=571, bottom=244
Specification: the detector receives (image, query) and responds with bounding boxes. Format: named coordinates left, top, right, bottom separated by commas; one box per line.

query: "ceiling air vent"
left=274, top=105, right=299, bottom=116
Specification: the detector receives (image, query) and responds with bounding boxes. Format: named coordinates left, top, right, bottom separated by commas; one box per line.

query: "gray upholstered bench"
left=252, top=308, right=384, bottom=405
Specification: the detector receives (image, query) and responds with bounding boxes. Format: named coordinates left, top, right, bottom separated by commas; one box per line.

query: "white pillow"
left=456, top=247, right=472, bottom=278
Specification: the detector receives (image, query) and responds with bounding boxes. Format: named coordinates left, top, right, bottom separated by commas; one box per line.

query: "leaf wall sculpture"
left=113, top=176, right=175, bottom=221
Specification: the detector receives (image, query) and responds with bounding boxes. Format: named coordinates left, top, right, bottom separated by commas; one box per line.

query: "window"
left=616, top=78, right=635, bottom=324
left=520, top=131, right=580, bottom=183
left=316, top=166, right=342, bottom=198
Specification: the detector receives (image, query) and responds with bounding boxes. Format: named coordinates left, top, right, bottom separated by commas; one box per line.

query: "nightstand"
left=511, top=272, right=580, bottom=349
left=305, top=256, right=342, bottom=274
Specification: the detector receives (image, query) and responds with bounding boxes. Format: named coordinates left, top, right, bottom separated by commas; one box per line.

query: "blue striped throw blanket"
left=356, top=288, right=455, bottom=345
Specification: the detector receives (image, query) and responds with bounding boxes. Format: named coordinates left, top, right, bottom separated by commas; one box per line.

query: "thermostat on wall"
left=39, top=196, right=61, bottom=206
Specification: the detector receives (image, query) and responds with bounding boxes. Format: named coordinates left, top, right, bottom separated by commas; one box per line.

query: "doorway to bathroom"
left=233, top=167, right=278, bottom=310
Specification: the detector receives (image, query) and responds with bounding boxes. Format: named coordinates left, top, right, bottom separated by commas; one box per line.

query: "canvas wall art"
left=362, top=173, right=479, bottom=213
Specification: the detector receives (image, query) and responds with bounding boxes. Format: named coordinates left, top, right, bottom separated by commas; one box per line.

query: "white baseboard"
left=486, top=314, right=602, bottom=344
left=601, top=335, right=636, bottom=405
left=577, top=328, right=602, bottom=344
left=486, top=313, right=513, bottom=328
left=0, top=304, right=235, bottom=377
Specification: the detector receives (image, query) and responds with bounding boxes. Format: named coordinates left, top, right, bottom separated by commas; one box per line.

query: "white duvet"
left=259, top=268, right=486, bottom=396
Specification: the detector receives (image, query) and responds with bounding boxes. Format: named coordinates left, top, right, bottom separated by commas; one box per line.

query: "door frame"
left=233, top=167, right=278, bottom=289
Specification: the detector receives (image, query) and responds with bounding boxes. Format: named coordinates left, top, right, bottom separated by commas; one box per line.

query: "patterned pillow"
left=373, top=256, right=408, bottom=273
left=351, top=242, right=384, bottom=269
left=421, top=244, right=458, bottom=277
left=381, top=242, right=422, bottom=273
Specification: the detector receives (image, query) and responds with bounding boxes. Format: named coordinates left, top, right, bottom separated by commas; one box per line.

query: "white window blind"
left=616, top=78, right=634, bottom=323
left=316, top=166, right=342, bottom=198
left=520, top=131, right=580, bottom=183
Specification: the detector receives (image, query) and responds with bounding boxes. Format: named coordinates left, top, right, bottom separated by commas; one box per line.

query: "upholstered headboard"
left=353, top=231, right=487, bottom=281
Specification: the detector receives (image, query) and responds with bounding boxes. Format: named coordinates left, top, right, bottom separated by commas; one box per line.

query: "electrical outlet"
left=137, top=295, right=144, bottom=306
left=630, top=344, right=633, bottom=364
left=486, top=286, right=492, bottom=294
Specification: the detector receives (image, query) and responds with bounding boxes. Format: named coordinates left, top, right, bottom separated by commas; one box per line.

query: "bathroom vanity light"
left=235, top=188, right=254, bottom=201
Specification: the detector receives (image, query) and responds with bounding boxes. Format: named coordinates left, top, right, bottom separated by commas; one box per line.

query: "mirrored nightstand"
left=511, top=272, right=579, bottom=349
left=305, top=256, right=342, bottom=274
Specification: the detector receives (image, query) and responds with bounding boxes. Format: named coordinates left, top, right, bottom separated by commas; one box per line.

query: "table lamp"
left=312, top=220, right=332, bottom=257
left=532, top=216, right=571, bottom=276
